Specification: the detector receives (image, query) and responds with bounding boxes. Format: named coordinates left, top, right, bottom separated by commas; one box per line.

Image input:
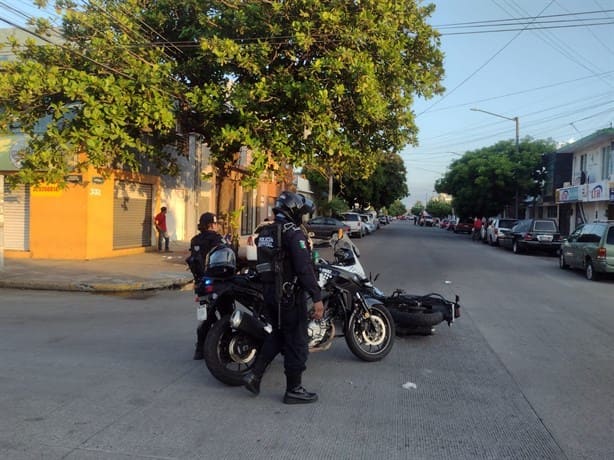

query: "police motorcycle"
left=197, top=232, right=396, bottom=387
left=322, top=231, right=461, bottom=335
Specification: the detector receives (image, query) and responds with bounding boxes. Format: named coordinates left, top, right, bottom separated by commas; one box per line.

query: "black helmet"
left=273, top=191, right=315, bottom=225
left=198, top=212, right=217, bottom=231
left=204, top=245, right=236, bottom=278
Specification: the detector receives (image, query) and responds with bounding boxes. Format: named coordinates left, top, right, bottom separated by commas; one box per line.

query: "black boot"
left=283, top=372, right=318, bottom=404
left=243, top=358, right=269, bottom=396
left=193, top=342, right=204, bottom=360
left=243, top=373, right=262, bottom=396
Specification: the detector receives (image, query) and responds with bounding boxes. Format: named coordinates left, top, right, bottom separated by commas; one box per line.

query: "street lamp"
left=470, top=108, right=520, bottom=218
left=470, top=108, right=519, bottom=155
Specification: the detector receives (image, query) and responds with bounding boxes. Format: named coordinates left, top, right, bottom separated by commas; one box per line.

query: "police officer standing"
left=187, top=212, right=225, bottom=360
left=243, top=191, right=324, bottom=404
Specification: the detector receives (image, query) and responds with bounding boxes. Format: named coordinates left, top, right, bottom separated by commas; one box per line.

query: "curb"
left=0, top=276, right=194, bottom=293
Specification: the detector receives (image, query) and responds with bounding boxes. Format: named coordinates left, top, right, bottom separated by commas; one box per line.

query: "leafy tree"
left=388, top=199, right=407, bottom=216
left=339, top=153, right=409, bottom=210
left=0, top=0, right=180, bottom=185
left=1, top=0, right=444, bottom=196
left=410, top=201, right=424, bottom=216
left=426, top=199, right=452, bottom=218
left=305, top=152, right=409, bottom=211
left=435, top=138, right=556, bottom=218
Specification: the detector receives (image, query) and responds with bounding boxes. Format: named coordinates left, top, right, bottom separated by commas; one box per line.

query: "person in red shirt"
left=472, top=216, right=482, bottom=241
left=154, top=206, right=170, bottom=251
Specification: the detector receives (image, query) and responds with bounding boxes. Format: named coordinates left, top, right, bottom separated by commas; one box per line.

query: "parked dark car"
left=453, top=218, right=473, bottom=234
left=559, top=221, right=614, bottom=280
left=305, top=216, right=350, bottom=240
left=499, top=218, right=561, bottom=255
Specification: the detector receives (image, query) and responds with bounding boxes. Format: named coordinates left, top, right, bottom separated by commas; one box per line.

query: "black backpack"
left=256, top=222, right=293, bottom=304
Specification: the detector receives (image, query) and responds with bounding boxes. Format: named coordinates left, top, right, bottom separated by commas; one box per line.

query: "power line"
left=417, top=0, right=556, bottom=117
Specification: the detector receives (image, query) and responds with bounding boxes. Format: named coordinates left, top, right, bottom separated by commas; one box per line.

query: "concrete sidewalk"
left=0, top=241, right=194, bottom=292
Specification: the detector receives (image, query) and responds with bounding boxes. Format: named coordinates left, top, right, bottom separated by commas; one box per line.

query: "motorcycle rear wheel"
left=345, top=304, right=395, bottom=361
left=203, top=314, right=262, bottom=386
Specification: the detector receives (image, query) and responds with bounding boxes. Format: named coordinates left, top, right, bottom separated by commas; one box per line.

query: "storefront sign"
left=0, top=134, right=26, bottom=171
left=558, top=185, right=579, bottom=203
left=92, top=176, right=105, bottom=184
left=31, top=183, right=61, bottom=196
left=586, top=180, right=608, bottom=202
left=65, top=174, right=83, bottom=184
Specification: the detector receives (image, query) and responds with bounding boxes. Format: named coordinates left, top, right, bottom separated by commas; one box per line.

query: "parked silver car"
left=559, top=221, right=614, bottom=280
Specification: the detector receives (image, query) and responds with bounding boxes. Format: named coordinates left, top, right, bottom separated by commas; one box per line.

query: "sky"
left=1, top=1, right=613, bottom=212
left=403, top=0, right=614, bottom=210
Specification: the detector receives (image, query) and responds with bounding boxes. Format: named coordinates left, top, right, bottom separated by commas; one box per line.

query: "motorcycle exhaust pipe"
left=230, top=310, right=272, bottom=340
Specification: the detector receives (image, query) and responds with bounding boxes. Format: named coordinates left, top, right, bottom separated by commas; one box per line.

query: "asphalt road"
left=1, top=221, right=612, bottom=459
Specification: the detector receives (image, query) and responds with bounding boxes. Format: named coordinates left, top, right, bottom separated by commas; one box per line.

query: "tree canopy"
left=0, top=0, right=444, bottom=187
left=425, top=198, right=452, bottom=218
left=434, top=138, right=556, bottom=218
left=305, top=152, right=409, bottom=211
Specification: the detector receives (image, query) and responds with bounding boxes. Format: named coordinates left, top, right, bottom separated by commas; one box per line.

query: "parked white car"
left=360, top=214, right=377, bottom=234
left=486, top=218, right=518, bottom=246
left=340, top=212, right=365, bottom=238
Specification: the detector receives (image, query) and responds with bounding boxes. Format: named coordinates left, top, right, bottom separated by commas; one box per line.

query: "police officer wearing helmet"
left=243, top=191, right=324, bottom=404
left=187, top=212, right=225, bottom=360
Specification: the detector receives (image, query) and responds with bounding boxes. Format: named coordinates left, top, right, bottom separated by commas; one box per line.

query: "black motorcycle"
left=324, top=233, right=461, bottom=335
left=198, top=257, right=396, bottom=386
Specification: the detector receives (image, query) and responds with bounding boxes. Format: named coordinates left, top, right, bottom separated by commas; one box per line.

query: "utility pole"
left=471, top=108, right=520, bottom=218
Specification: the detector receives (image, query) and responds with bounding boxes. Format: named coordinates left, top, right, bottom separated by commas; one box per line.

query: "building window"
left=579, top=154, right=587, bottom=184
left=547, top=206, right=557, bottom=218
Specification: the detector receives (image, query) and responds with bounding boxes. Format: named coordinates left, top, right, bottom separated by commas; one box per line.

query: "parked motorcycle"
left=198, top=235, right=396, bottom=386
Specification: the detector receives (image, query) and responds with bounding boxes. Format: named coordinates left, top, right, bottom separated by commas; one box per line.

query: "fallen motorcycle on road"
left=324, top=233, right=461, bottom=336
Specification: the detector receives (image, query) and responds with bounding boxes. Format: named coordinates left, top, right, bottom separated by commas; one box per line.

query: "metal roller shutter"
left=3, top=183, right=30, bottom=250
left=113, top=181, right=153, bottom=249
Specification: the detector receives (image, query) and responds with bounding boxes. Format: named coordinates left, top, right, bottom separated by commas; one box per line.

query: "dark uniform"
left=243, top=189, right=323, bottom=404
left=188, top=214, right=224, bottom=360
left=258, top=218, right=322, bottom=378
left=187, top=230, right=224, bottom=281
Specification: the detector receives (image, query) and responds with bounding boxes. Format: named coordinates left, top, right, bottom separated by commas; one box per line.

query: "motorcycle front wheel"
left=345, top=304, right=395, bottom=361
left=203, top=314, right=262, bottom=386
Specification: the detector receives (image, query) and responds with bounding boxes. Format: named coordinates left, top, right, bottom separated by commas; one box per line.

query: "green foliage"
left=410, top=201, right=424, bottom=216
left=305, top=152, right=410, bottom=210
left=426, top=199, right=452, bottom=218
left=1, top=0, right=444, bottom=187
left=388, top=199, right=407, bottom=216
left=435, top=138, right=556, bottom=218
left=0, top=0, right=180, bottom=185
left=319, top=196, right=349, bottom=217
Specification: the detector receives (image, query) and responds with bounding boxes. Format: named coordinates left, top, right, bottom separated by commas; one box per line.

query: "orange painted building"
left=3, top=167, right=161, bottom=260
